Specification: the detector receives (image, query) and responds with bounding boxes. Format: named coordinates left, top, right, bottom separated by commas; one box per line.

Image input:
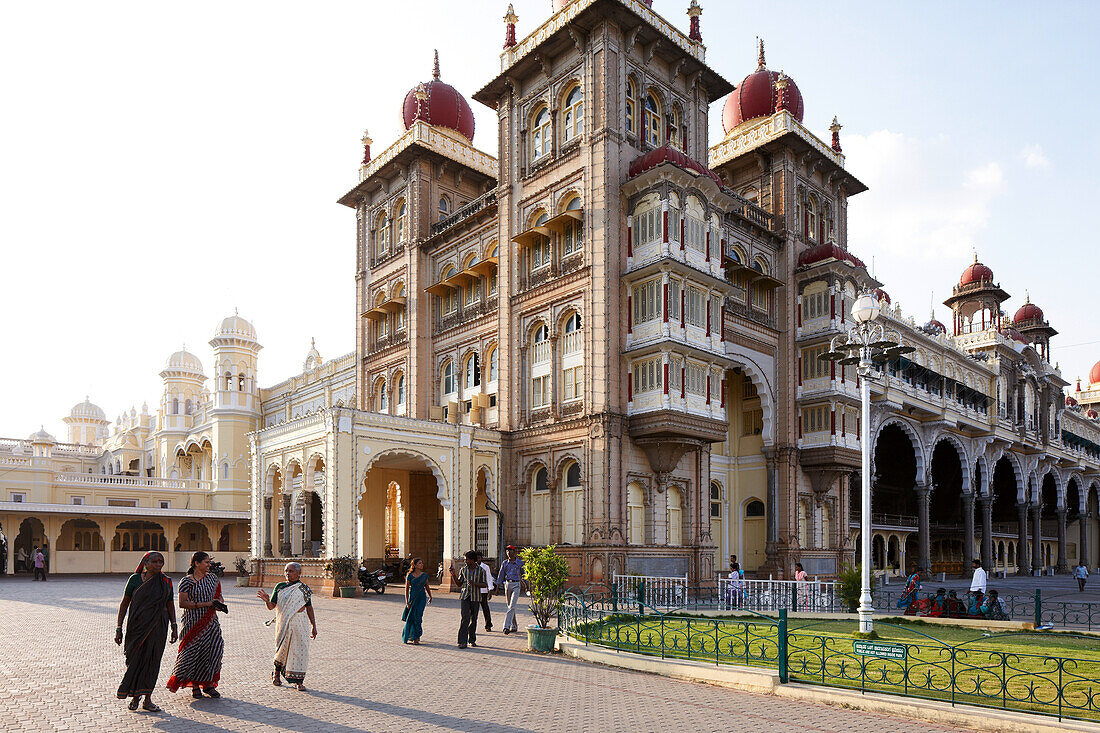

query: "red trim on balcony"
left=797, top=300, right=802, bottom=328
left=830, top=360, right=835, bottom=380
left=681, top=366, right=686, bottom=399
left=663, top=283, right=669, bottom=323
left=627, top=221, right=633, bottom=257
left=663, top=362, right=669, bottom=395
left=680, top=289, right=685, bottom=328
left=797, top=356, right=802, bottom=386
left=798, top=414, right=803, bottom=439
left=627, top=294, right=633, bottom=334
left=720, top=378, right=726, bottom=408
left=680, top=219, right=685, bottom=251
left=705, top=231, right=710, bottom=262
left=663, top=210, right=669, bottom=244
left=706, top=374, right=711, bottom=404
left=627, top=372, right=633, bottom=402
left=830, top=408, right=836, bottom=435
left=830, top=293, right=836, bottom=320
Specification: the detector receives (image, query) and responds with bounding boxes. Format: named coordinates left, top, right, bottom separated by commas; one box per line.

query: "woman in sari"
left=897, top=568, right=921, bottom=612
left=258, top=562, right=317, bottom=690
left=402, top=557, right=433, bottom=644
left=115, top=551, right=177, bottom=712
left=167, top=551, right=225, bottom=698
left=794, top=562, right=809, bottom=609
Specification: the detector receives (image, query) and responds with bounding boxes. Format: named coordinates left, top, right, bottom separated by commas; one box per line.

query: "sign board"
left=852, top=641, right=907, bottom=660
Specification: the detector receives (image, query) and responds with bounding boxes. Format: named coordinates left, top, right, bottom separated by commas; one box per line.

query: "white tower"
left=63, top=397, right=110, bottom=446
left=208, top=313, right=262, bottom=511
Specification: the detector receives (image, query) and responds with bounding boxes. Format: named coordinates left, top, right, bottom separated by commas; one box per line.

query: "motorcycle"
left=358, top=565, right=387, bottom=594
left=209, top=559, right=225, bottom=577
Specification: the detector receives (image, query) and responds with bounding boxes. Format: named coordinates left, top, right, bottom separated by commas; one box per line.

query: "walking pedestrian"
left=33, top=547, right=47, bottom=581
left=116, top=552, right=177, bottom=712
left=477, top=552, right=494, bottom=631
left=495, top=545, right=525, bottom=634
left=1075, top=562, right=1090, bottom=592
left=258, top=562, right=317, bottom=690
left=448, top=551, right=487, bottom=648
left=794, top=562, right=808, bottom=608
left=16, top=546, right=26, bottom=574
left=969, top=559, right=987, bottom=594
left=167, top=551, right=226, bottom=698
left=402, top=558, right=432, bottom=644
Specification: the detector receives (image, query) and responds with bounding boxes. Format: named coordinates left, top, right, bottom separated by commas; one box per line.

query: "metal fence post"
left=637, top=579, right=645, bottom=615
left=791, top=584, right=798, bottom=612
left=778, top=609, right=788, bottom=684
left=1034, top=588, right=1042, bottom=628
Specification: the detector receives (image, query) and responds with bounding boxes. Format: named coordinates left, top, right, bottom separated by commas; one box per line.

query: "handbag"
left=401, top=605, right=410, bottom=621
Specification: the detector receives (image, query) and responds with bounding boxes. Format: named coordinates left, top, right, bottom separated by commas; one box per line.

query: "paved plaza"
left=0, top=576, right=993, bottom=733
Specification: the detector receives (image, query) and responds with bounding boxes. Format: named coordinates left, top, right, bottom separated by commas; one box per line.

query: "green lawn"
left=569, top=613, right=1100, bottom=722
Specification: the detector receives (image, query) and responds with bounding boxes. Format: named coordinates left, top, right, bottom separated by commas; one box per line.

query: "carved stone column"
left=280, top=494, right=293, bottom=557
left=303, top=497, right=314, bottom=557
left=915, top=484, right=932, bottom=573
left=978, top=494, right=993, bottom=570
left=263, top=496, right=273, bottom=557
left=1056, top=508, right=1068, bottom=573
left=1031, top=503, right=1042, bottom=575
left=962, top=492, right=976, bottom=566
left=1016, top=502, right=1030, bottom=576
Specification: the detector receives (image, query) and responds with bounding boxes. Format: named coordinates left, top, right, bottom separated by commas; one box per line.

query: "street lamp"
left=820, top=291, right=913, bottom=633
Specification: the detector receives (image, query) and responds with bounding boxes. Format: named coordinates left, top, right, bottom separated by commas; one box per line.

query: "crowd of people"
left=898, top=559, right=1011, bottom=620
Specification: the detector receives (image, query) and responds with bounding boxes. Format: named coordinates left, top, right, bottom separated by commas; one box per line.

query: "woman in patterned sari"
left=115, top=551, right=177, bottom=712
left=897, top=567, right=921, bottom=612
left=167, top=551, right=225, bottom=698
left=258, top=562, right=317, bottom=690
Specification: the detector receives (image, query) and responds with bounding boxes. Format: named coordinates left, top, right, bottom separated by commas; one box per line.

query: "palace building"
left=4, top=0, right=1099, bottom=586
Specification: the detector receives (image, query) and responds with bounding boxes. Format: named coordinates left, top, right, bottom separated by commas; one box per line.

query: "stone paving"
left=0, top=576, right=981, bottom=732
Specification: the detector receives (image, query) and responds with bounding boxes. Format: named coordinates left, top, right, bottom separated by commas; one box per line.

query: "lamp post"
left=821, top=291, right=912, bottom=634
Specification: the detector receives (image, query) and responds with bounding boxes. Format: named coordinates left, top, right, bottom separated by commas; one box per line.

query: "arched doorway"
left=992, top=456, right=1024, bottom=574
left=359, top=451, right=446, bottom=579
left=1040, top=472, right=1058, bottom=571
left=175, top=522, right=212, bottom=552
left=15, top=517, right=47, bottom=574
left=872, top=424, right=918, bottom=518
left=929, top=439, right=965, bottom=574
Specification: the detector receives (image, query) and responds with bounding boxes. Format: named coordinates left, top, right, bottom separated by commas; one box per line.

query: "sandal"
left=295, top=683, right=305, bottom=691
left=142, top=700, right=161, bottom=713
left=203, top=688, right=221, bottom=698
left=272, top=671, right=282, bottom=686
left=192, top=688, right=204, bottom=699
left=128, top=697, right=140, bottom=711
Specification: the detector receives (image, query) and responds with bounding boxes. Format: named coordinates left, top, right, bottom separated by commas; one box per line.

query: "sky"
left=2, top=0, right=1098, bottom=439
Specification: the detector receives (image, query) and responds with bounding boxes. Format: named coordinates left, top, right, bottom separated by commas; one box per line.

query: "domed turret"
left=1013, top=300, right=1044, bottom=323
left=722, top=40, right=804, bottom=134
left=69, top=396, right=106, bottom=421
left=925, top=317, right=947, bottom=335
left=63, top=396, right=110, bottom=445
left=401, top=51, right=476, bottom=143
left=1090, top=360, right=1100, bottom=388
left=959, top=259, right=995, bottom=287
left=214, top=312, right=258, bottom=343
left=162, top=348, right=205, bottom=376
left=29, top=426, right=56, bottom=442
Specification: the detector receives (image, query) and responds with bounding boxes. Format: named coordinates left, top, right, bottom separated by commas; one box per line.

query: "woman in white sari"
left=257, top=562, right=317, bottom=690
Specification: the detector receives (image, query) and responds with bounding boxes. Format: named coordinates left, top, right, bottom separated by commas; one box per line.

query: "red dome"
left=1013, top=302, right=1043, bottom=322
left=628, top=144, right=723, bottom=186
left=797, top=242, right=865, bottom=269
left=401, top=52, right=475, bottom=143
left=722, top=42, right=804, bottom=133
left=1001, top=327, right=1028, bottom=344
left=1090, top=360, right=1100, bottom=387
left=874, top=288, right=891, bottom=305
left=959, top=260, right=994, bottom=286
left=926, top=318, right=947, bottom=335
left=555, top=0, right=649, bottom=8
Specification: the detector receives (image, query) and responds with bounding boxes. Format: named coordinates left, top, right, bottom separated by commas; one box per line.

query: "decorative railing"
left=563, top=329, right=582, bottom=355
left=533, top=340, right=551, bottom=365
left=560, top=592, right=1100, bottom=723
left=721, top=577, right=840, bottom=613
left=54, top=473, right=214, bottom=491
left=430, top=191, right=497, bottom=238
left=613, top=574, right=688, bottom=610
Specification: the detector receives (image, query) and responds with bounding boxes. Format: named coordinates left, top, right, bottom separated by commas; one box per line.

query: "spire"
left=756, top=37, right=766, bottom=70
left=360, top=129, right=372, bottom=165
left=687, top=0, right=703, bottom=43
left=829, top=116, right=843, bottom=153
left=433, top=49, right=440, bottom=81
left=504, top=4, right=518, bottom=49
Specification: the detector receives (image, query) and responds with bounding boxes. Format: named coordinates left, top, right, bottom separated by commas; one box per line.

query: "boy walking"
left=449, top=551, right=487, bottom=648
left=495, top=545, right=526, bottom=634
left=1075, top=562, right=1090, bottom=592
left=477, top=552, right=495, bottom=631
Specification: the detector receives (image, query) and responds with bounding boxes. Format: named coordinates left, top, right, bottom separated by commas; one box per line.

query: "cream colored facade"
left=0, top=315, right=259, bottom=575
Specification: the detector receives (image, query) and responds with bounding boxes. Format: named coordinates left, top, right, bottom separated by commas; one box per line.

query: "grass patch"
left=569, top=613, right=1100, bottom=722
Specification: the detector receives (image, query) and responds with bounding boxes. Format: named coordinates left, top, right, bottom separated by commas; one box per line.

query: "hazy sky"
left=2, top=0, right=1098, bottom=439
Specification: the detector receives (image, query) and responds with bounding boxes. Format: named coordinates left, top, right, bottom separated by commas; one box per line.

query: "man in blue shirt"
left=495, top=545, right=526, bottom=634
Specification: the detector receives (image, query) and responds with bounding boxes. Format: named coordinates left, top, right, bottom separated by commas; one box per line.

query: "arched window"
left=464, top=353, right=481, bottom=390
left=441, top=267, right=457, bottom=314
left=710, top=481, right=723, bottom=518
left=238, top=373, right=246, bottom=391
left=531, top=466, right=551, bottom=545
left=441, top=361, right=455, bottom=397
left=376, top=212, right=389, bottom=254
left=562, top=196, right=583, bottom=256
left=184, top=399, right=192, bottom=415
left=375, top=378, right=387, bottom=412
left=745, top=500, right=765, bottom=517
left=563, top=312, right=582, bottom=351
left=487, top=243, right=499, bottom=295
left=530, top=213, right=551, bottom=272
left=463, top=256, right=482, bottom=306
left=438, top=197, right=450, bottom=221
left=532, top=106, right=551, bottom=161
left=394, top=200, right=406, bottom=243
left=394, top=372, right=406, bottom=405
left=394, top=284, right=406, bottom=331
left=805, top=197, right=818, bottom=241
left=626, top=78, right=637, bottom=135
left=222, top=462, right=229, bottom=479
left=627, top=482, right=645, bottom=544
left=533, top=325, right=550, bottom=362
left=562, top=461, right=583, bottom=544
left=224, top=371, right=232, bottom=390
left=531, top=325, right=551, bottom=409
left=644, top=92, right=662, bottom=147
left=670, top=105, right=683, bottom=150
left=562, top=84, right=583, bottom=142
left=667, top=486, right=682, bottom=545
left=172, top=398, right=179, bottom=415
left=488, top=346, right=499, bottom=382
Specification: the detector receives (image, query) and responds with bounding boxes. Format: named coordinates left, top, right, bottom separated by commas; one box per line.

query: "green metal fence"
left=558, top=593, right=1100, bottom=723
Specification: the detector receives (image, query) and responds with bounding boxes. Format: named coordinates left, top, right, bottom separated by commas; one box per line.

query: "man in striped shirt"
left=448, top=550, right=487, bottom=648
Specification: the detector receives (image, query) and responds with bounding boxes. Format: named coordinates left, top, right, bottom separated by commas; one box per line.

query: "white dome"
left=29, top=426, right=56, bottom=442
left=163, top=348, right=205, bottom=375
left=214, top=313, right=258, bottom=342
left=69, top=396, right=106, bottom=421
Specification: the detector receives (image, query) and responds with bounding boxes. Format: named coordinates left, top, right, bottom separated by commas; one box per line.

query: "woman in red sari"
left=115, top=551, right=177, bottom=712
left=167, top=551, right=225, bottom=698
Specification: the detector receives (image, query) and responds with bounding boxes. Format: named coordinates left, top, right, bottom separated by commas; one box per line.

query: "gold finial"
left=504, top=3, right=518, bottom=23
left=687, top=0, right=702, bottom=17
left=829, top=115, right=842, bottom=133
left=757, top=37, right=766, bottom=69
left=433, top=49, right=440, bottom=81
left=415, top=82, right=428, bottom=102
left=775, top=71, right=788, bottom=90
left=361, top=128, right=372, bottom=147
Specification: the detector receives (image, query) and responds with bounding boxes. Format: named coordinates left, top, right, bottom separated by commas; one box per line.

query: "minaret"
left=208, top=312, right=262, bottom=509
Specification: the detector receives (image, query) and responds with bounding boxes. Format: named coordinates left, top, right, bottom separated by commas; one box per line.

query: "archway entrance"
left=872, top=424, right=917, bottom=518
left=928, top=440, right=965, bottom=574
left=359, top=453, right=445, bottom=579
left=15, top=517, right=47, bottom=574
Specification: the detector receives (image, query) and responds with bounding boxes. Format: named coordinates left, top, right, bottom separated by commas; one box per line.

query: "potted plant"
left=326, top=554, right=358, bottom=597
left=233, top=556, right=251, bottom=587
left=521, top=545, right=570, bottom=652
left=836, top=562, right=877, bottom=613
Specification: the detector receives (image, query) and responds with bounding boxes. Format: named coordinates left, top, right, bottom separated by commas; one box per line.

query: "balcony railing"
left=55, top=473, right=214, bottom=491
left=563, top=330, right=582, bottom=355
left=430, top=191, right=497, bottom=238
left=533, top=340, right=551, bottom=364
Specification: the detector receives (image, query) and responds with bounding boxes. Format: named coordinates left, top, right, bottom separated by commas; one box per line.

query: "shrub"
left=325, top=555, right=358, bottom=587
left=521, top=545, right=571, bottom=629
left=234, top=556, right=250, bottom=575
left=836, top=562, right=877, bottom=613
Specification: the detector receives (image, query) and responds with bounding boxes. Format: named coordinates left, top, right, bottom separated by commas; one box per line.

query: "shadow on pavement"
left=305, top=690, right=540, bottom=733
